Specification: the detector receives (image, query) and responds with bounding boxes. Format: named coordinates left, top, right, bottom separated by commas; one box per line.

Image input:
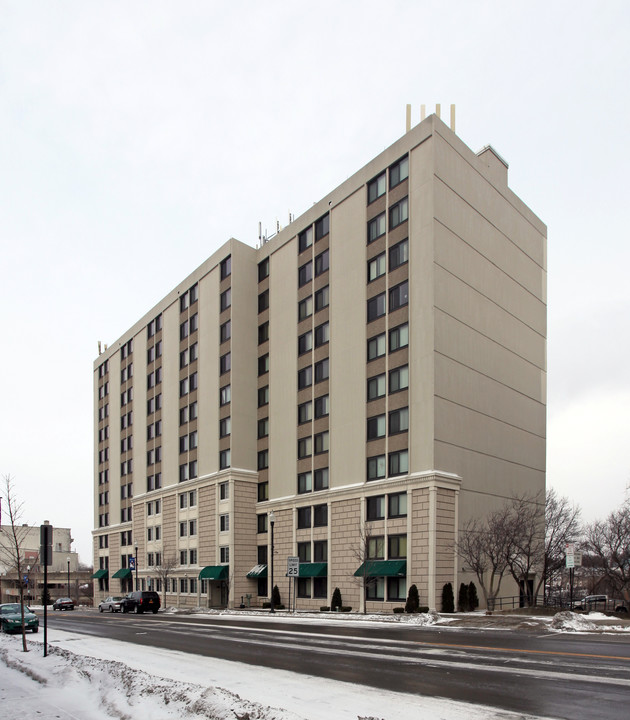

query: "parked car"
left=0, top=603, right=39, bottom=633
left=52, top=597, right=74, bottom=611
left=573, top=594, right=607, bottom=611
left=98, top=596, right=125, bottom=613
left=120, top=591, right=160, bottom=614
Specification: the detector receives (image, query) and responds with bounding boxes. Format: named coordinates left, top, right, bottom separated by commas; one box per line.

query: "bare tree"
left=504, top=494, right=545, bottom=606
left=536, top=489, right=581, bottom=601
left=457, top=510, right=511, bottom=611
left=352, top=523, right=381, bottom=614
left=584, top=498, right=630, bottom=606
left=154, top=555, right=178, bottom=609
left=0, top=475, right=31, bottom=651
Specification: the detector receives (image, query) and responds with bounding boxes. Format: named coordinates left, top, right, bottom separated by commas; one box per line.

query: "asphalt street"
left=46, top=610, right=630, bottom=720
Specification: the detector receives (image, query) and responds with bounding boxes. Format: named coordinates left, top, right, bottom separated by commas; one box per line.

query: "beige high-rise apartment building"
left=93, top=115, right=546, bottom=612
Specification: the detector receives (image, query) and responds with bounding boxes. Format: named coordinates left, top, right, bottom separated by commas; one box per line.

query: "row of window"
left=298, top=285, right=329, bottom=321
left=298, top=431, right=329, bottom=458
left=147, top=341, right=162, bottom=365
left=367, top=449, right=409, bottom=480
left=367, top=365, right=409, bottom=400
left=367, top=280, right=409, bottom=321
left=121, top=363, right=133, bottom=383
left=298, top=322, right=329, bottom=355
left=298, top=249, right=329, bottom=287
left=180, top=342, right=198, bottom=368
left=297, top=358, right=329, bottom=389
left=98, top=359, right=109, bottom=379
left=180, top=283, right=199, bottom=312
left=367, top=322, right=408, bottom=360
left=367, top=238, right=408, bottom=282
left=367, top=407, right=409, bottom=439
left=297, top=468, right=329, bottom=494
left=367, top=197, right=408, bottom=243
left=179, top=519, right=197, bottom=537
left=367, top=156, right=409, bottom=204
left=298, top=214, right=329, bottom=254
left=180, top=313, right=198, bottom=340
left=298, top=394, right=329, bottom=423
left=147, top=314, right=162, bottom=338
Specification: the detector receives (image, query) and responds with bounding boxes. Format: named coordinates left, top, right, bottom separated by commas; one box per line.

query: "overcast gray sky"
left=1, top=1, right=628, bottom=564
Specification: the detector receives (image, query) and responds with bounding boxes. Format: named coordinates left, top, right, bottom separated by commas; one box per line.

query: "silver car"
left=98, top=596, right=125, bottom=613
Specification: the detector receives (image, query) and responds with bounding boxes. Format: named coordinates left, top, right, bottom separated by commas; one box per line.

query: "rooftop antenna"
left=406, top=104, right=411, bottom=132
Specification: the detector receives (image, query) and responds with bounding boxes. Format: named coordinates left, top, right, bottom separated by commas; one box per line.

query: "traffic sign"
left=287, top=556, right=299, bottom=577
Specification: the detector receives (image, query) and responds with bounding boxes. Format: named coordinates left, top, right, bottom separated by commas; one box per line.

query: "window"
left=367, top=455, right=386, bottom=481
left=297, top=506, right=311, bottom=529
left=220, top=482, right=229, bottom=500
left=258, top=289, right=269, bottom=313
left=314, top=322, right=329, bottom=347
left=189, top=519, right=197, bottom=536
left=297, top=578, right=311, bottom=598
left=314, top=394, right=329, bottom=418
left=179, top=434, right=189, bottom=453
left=179, top=492, right=188, bottom=509
left=219, top=449, right=231, bottom=469
left=258, top=258, right=269, bottom=281
left=367, top=333, right=386, bottom=361
left=257, top=449, right=269, bottom=470
left=389, top=365, right=409, bottom=393
left=315, top=285, right=329, bottom=312
left=387, top=577, right=406, bottom=602
left=389, top=323, right=409, bottom=352
left=389, top=281, right=409, bottom=311
left=298, top=261, right=312, bottom=287
left=315, top=214, right=329, bottom=240
left=367, top=495, right=385, bottom=520
left=388, top=534, right=407, bottom=559
left=390, top=155, right=409, bottom=188
left=314, top=467, right=329, bottom=491
left=298, top=401, right=312, bottom=424
left=298, top=366, right=312, bottom=390
left=220, top=255, right=231, bottom=279
left=367, top=374, right=386, bottom=401
left=389, top=238, right=409, bottom=270
left=314, top=358, right=329, bottom=383
left=189, top=284, right=198, bottom=304
left=314, top=431, right=329, bottom=454
left=258, top=354, right=269, bottom=376
left=313, top=504, right=328, bottom=527
left=313, top=540, right=327, bottom=562
left=220, top=352, right=231, bottom=374
left=297, top=436, right=312, bottom=459
left=367, top=213, right=386, bottom=243
left=257, top=482, right=268, bottom=502
left=258, top=322, right=269, bottom=344
left=368, top=536, right=384, bottom=559
left=298, top=226, right=313, bottom=253
left=179, top=377, right=189, bottom=397
left=298, top=296, right=313, bottom=321
left=257, top=417, right=269, bottom=438
left=180, top=292, right=189, bottom=312
left=258, top=385, right=269, bottom=407
left=367, top=172, right=386, bottom=203
left=220, top=288, right=231, bottom=312
left=220, top=514, right=229, bottom=532
left=298, top=471, right=312, bottom=494
left=220, top=384, right=231, bottom=406
left=389, top=492, right=408, bottom=518
left=297, top=541, right=311, bottom=563
left=298, top=331, right=313, bottom=355
left=367, top=293, right=386, bottom=321
left=388, top=450, right=409, bottom=477
left=257, top=514, right=268, bottom=533
left=220, top=320, right=231, bottom=343
left=367, top=414, right=386, bottom=440
left=367, top=253, right=386, bottom=282
left=389, top=197, right=408, bottom=229
left=179, top=521, right=187, bottom=537
left=220, top=416, right=231, bottom=437
left=220, top=546, right=229, bottom=564
left=314, top=249, right=329, bottom=276
left=189, top=313, right=198, bottom=333
left=389, top=407, right=409, bottom=434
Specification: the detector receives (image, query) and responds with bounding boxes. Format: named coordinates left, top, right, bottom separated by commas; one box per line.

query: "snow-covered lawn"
left=1, top=609, right=627, bottom=719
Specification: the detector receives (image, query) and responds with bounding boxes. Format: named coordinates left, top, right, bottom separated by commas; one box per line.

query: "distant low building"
left=0, top=523, right=85, bottom=605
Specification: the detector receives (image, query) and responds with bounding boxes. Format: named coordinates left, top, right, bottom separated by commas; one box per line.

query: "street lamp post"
left=269, top=510, right=275, bottom=614
left=134, top=543, right=138, bottom=591
left=66, top=556, right=70, bottom=601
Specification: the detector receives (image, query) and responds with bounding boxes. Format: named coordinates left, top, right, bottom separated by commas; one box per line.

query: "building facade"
left=93, top=115, right=547, bottom=611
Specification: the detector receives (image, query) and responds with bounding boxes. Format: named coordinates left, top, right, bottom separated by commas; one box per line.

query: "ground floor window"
left=313, top=577, right=327, bottom=598
left=387, top=577, right=406, bottom=602
left=297, top=578, right=311, bottom=598
left=257, top=578, right=268, bottom=597
left=201, top=579, right=208, bottom=594
left=366, top=578, right=384, bottom=601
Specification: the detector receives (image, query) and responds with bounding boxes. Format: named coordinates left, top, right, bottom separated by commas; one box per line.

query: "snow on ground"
left=1, top=610, right=627, bottom=720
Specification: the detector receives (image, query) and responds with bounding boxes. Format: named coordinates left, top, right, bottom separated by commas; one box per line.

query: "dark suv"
left=121, top=591, right=160, bottom=614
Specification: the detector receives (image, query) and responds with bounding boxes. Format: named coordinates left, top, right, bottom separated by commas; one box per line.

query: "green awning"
left=199, top=565, right=229, bottom=580
left=112, top=568, right=132, bottom=579
left=92, top=569, right=108, bottom=579
left=298, top=562, right=328, bottom=578
left=246, top=564, right=268, bottom=579
left=354, top=560, right=407, bottom=578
